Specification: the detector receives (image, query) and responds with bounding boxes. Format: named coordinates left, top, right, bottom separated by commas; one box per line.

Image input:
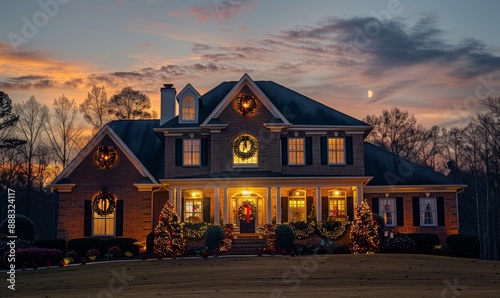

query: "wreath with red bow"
left=237, top=200, right=256, bottom=223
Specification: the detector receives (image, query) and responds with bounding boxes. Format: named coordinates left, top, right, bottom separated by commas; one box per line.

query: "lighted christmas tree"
left=349, top=199, right=380, bottom=253
left=154, top=200, right=185, bottom=257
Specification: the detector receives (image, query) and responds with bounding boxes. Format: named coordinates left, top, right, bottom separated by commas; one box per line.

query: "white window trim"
left=379, top=198, right=397, bottom=227
left=419, top=197, right=437, bottom=227
left=288, top=137, right=305, bottom=166
left=183, top=139, right=201, bottom=166
left=92, top=212, right=116, bottom=236
left=232, top=135, right=259, bottom=168
left=179, top=94, right=198, bottom=123
left=328, top=137, right=346, bottom=165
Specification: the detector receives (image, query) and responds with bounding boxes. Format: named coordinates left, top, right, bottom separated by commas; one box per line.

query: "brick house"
left=50, top=74, right=465, bottom=244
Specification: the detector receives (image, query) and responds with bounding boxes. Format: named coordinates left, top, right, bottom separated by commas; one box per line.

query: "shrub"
left=276, top=224, right=294, bottom=250
left=333, top=244, right=351, bottom=254
left=372, top=213, right=385, bottom=231
left=104, top=238, right=139, bottom=255
left=446, top=234, right=480, bottom=258
left=0, top=214, right=36, bottom=240
left=146, top=231, right=155, bottom=254
left=3, top=248, right=63, bottom=268
left=86, top=248, right=101, bottom=259
left=406, top=233, right=440, bottom=254
left=381, top=235, right=417, bottom=254
left=33, top=238, right=66, bottom=255
left=205, top=225, right=224, bottom=251
left=67, top=238, right=102, bottom=258
left=0, top=239, right=31, bottom=260
left=65, top=250, right=79, bottom=263
left=107, top=246, right=122, bottom=257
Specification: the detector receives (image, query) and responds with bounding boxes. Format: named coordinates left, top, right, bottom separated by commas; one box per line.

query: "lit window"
left=328, top=190, right=347, bottom=221
left=183, top=139, right=200, bottom=166
left=328, top=137, right=345, bottom=164
left=379, top=198, right=396, bottom=226
left=93, top=198, right=115, bottom=236
left=181, top=95, right=195, bottom=121
left=289, top=190, right=306, bottom=222
left=185, top=198, right=202, bottom=223
left=233, top=134, right=258, bottom=166
left=420, top=198, right=437, bottom=226
left=288, top=138, right=305, bottom=165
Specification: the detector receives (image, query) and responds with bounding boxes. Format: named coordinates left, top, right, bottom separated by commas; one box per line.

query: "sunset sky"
left=1, top=0, right=500, bottom=127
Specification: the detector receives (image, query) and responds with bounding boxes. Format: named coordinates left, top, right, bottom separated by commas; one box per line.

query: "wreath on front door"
left=237, top=200, right=256, bottom=223
left=92, top=192, right=116, bottom=216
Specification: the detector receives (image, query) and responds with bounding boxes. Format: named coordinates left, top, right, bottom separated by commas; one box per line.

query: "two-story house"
left=50, top=74, right=465, bottom=245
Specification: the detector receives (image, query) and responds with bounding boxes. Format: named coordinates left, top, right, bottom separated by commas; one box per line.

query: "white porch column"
left=176, top=188, right=182, bottom=216
left=223, top=188, right=228, bottom=225
left=356, top=183, right=364, bottom=205
left=169, top=188, right=175, bottom=205
left=316, top=187, right=322, bottom=221
left=214, top=188, right=220, bottom=225
left=276, top=187, right=281, bottom=224
left=267, top=187, right=272, bottom=224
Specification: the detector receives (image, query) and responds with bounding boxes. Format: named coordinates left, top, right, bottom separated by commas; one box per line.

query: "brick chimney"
left=160, top=84, right=176, bottom=125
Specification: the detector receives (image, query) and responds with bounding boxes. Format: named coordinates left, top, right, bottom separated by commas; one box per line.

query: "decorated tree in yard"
left=349, top=200, right=380, bottom=253
left=154, top=200, right=185, bottom=257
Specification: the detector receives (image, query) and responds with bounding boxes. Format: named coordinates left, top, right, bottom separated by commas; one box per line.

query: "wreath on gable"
left=92, top=192, right=116, bottom=216
left=237, top=200, right=256, bottom=223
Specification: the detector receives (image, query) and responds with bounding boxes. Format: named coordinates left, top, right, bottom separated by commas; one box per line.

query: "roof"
left=161, top=80, right=370, bottom=128
left=107, top=120, right=164, bottom=179
left=364, top=142, right=457, bottom=186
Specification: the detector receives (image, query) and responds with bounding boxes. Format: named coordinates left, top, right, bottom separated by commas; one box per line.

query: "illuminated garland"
left=154, top=200, right=186, bottom=257
left=236, top=93, right=257, bottom=116
left=182, top=222, right=208, bottom=240
left=285, top=221, right=315, bottom=239
left=232, top=135, right=258, bottom=160
left=219, top=224, right=234, bottom=254
left=257, top=224, right=277, bottom=253
left=94, top=146, right=117, bottom=169
left=91, top=192, right=116, bottom=216
left=237, top=200, right=256, bottom=223
left=349, top=200, right=380, bottom=254
left=316, top=221, right=349, bottom=239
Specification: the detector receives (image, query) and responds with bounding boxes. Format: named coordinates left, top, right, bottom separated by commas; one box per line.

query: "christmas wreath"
left=232, top=135, right=258, bottom=160
left=94, top=146, right=117, bottom=169
left=235, top=93, right=257, bottom=116
left=92, top=192, right=116, bottom=216
left=237, top=200, right=256, bottom=223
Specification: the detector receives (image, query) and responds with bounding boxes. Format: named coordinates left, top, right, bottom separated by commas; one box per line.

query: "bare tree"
left=0, top=91, right=25, bottom=149
left=79, top=85, right=110, bottom=132
left=108, top=87, right=152, bottom=120
left=45, top=95, right=84, bottom=169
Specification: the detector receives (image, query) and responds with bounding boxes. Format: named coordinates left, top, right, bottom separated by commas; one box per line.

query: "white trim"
left=419, top=197, right=438, bottom=227
left=202, top=73, right=290, bottom=126
left=50, top=125, right=159, bottom=186
left=49, top=183, right=76, bottom=192
left=177, top=84, right=201, bottom=124
left=365, top=185, right=467, bottom=193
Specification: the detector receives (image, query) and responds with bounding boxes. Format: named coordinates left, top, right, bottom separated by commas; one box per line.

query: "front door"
left=239, top=218, right=255, bottom=233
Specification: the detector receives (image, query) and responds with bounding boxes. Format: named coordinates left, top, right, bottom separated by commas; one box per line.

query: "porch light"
left=191, top=191, right=201, bottom=198
left=242, top=190, right=251, bottom=195
left=334, top=191, right=340, bottom=196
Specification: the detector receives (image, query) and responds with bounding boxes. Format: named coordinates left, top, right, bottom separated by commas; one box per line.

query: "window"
left=328, top=190, right=347, bottom=221
left=93, top=200, right=115, bottom=236
left=185, top=198, right=202, bottom=223
left=288, top=138, right=305, bottom=165
left=183, top=139, right=200, bottom=166
left=233, top=134, right=258, bottom=166
left=289, top=190, right=306, bottom=222
left=328, top=137, right=345, bottom=164
left=181, top=95, right=195, bottom=121
left=420, top=198, right=437, bottom=226
left=380, top=198, right=396, bottom=226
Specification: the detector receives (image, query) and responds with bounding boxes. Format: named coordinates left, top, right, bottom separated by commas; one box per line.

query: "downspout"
left=455, top=188, right=465, bottom=234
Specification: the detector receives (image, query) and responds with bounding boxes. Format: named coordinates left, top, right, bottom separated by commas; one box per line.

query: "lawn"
left=3, top=254, right=500, bottom=297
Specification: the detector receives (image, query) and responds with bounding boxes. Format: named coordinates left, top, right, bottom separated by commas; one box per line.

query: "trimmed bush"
left=276, top=224, right=294, bottom=250
left=381, top=235, right=417, bottom=254
left=406, top=233, right=440, bottom=255
left=65, top=250, right=79, bottom=263
left=33, top=238, right=66, bottom=255
left=446, top=234, right=480, bottom=258
left=0, top=214, right=36, bottom=240
left=146, top=231, right=155, bottom=254
left=67, top=238, right=102, bottom=258
left=205, top=225, right=224, bottom=251
left=3, top=248, right=63, bottom=268
left=86, top=248, right=101, bottom=260
left=107, top=246, right=122, bottom=257
left=103, top=238, right=139, bottom=255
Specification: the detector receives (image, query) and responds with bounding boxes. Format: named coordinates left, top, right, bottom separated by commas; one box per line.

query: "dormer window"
left=181, top=95, right=195, bottom=121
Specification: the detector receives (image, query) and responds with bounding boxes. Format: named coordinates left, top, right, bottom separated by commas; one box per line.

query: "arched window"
left=181, top=95, right=195, bottom=121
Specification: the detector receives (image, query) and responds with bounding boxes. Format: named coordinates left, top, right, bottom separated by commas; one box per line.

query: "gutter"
left=455, top=188, right=465, bottom=233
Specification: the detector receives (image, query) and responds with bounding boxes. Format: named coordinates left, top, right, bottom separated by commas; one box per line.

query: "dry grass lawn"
left=3, top=254, right=500, bottom=297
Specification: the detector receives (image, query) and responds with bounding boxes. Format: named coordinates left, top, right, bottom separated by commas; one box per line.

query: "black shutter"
left=306, top=197, right=313, bottom=221
left=412, top=197, right=420, bottom=226
left=345, top=136, right=353, bottom=165
left=203, top=197, right=211, bottom=223
left=305, top=137, right=313, bottom=165
left=281, top=197, right=288, bottom=222
left=320, top=137, right=327, bottom=165
left=181, top=197, right=185, bottom=222
left=115, top=200, right=124, bottom=236
left=281, top=137, right=288, bottom=165
left=321, top=197, right=328, bottom=221
left=84, top=200, right=92, bottom=236
left=396, top=197, right=404, bottom=226
left=347, top=197, right=354, bottom=221
left=175, top=138, right=183, bottom=166
left=201, top=138, right=208, bottom=166
left=371, top=197, right=379, bottom=214
left=437, top=197, right=445, bottom=226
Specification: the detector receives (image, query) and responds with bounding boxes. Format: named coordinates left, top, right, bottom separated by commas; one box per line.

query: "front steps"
left=231, top=233, right=266, bottom=255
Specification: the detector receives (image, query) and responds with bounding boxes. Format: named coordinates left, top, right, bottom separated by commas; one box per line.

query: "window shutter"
left=306, top=197, right=313, bottom=219
left=281, top=137, right=288, bottom=165
left=371, top=197, right=379, bottom=214
left=203, top=197, right=211, bottom=223
left=345, top=136, right=353, bottom=165
left=181, top=197, right=185, bottom=222
left=396, top=197, right=404, bottom=226
left=437, top=197, right=445, bottom=226
left=321, top=197, right=328, bottom=221
left=175, top=138, right=183, bottom=166
left=115, top=200, right=124, bottom=236
left=201, top=138, right=208, bottom=166
left=281, top=197, right=288, bottom=222
left=347, top=197, right=354, bottom=221
left=84, top=200, right=92, bottom=237
left=305, top=137, right=313, bottom=165
left=412, top=197, right=420, bottom=226
left=320, top=137, right=327, bottom=165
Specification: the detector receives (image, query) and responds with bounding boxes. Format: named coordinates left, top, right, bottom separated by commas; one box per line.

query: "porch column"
left=169, top=188, right=175, bottom=205
left=316, top=187, right=321, bottom=221
left=176, top=188, right=182, bottom=216
left=223, top=188, right=228, bottom=225
left=276, top=187, right=281, bottom=224
left=267, top=187, right=272, bottom=224
left=214, top=187, right=220, bottom=225
left=356, top=183, right=364, bottom=205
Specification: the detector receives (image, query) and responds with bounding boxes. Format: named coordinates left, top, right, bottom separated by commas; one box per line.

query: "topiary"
left=0, top=214, right=36, bottom=240
left=406, top=233, right=440, bottom=255
left=446, top=234, right=480, bottom=258
left=205, top=225, right=224, bottom=251
left=276, top=224, right=294, bottom=250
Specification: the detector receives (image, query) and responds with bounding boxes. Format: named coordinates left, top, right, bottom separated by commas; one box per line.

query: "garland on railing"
left=285, top=221, right=316, bottom=239
left=316, top=221, right=349, bottom=239
left=257, top=224, right=277, bottom=253
left=182, top=222, right=209, bottom=240
left=219, top=224, right=234, bottom=254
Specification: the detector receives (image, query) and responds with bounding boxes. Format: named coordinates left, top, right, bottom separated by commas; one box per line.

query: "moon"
left=367, top=90, right=373, bottom=98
